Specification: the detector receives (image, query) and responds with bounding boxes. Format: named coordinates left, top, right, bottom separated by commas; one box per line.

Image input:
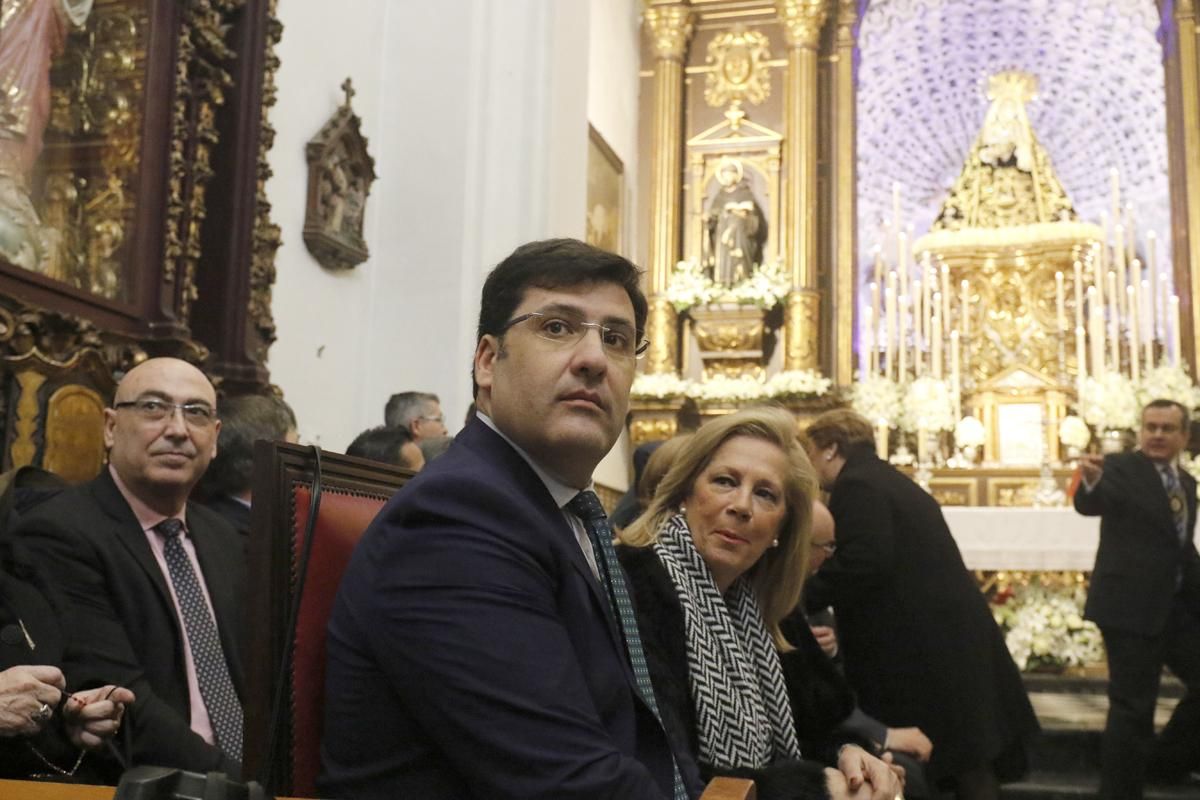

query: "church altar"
left=945, top=507, right=1099, bottom=571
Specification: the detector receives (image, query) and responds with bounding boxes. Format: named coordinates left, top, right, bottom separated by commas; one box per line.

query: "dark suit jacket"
left=319, top=418, right=700, bottom=800
left=1074, top=450, right=1200, bottom=636
left=14, top=469, right=245, bottom=774
left=201, top=494, right=251, bottom=539
left=804, top=447, right=1036, bottom=783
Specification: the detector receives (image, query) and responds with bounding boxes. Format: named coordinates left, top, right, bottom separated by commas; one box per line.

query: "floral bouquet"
left=764, top=369, right=833, bottom=401
left=630, top=372, right=694, bottom=400
left=664, top=259, right=717, bottom=312
left=1058, top=415, right=1092, bottom=452
left=1136, top=365, right=1200, bottom=411
left=991, top=579, right=1104, bottom=672
left=691, top=374, right=768, bottom=404
left=850, top=373, right=903, bottom=427
left=1078, top=372, right=1140, bottom=432
left=899, top=376, right=955, bottom=433
left=954, top=415, right=986, bottom=448
left=725, top=259, right=792, bottom=310
left=664, top=258, right=791, bottom=312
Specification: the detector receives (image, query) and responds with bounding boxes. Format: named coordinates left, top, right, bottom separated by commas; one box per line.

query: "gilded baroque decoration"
left=164, top=0, right=241, bottom=320
left=303, top=78, right=377, bottom=271
left=690, top=304, right=766, bottom=380
left=784, top=290, right=820, bottom=370
left=776, top=0, right=827, bottom=48
left=643, top=3, right=694, bottom=61
left=644, top=296, right=678, bottom=376
left=249, top=0, right=283, bottom=355
left=704, top=25, right=771, bottom=120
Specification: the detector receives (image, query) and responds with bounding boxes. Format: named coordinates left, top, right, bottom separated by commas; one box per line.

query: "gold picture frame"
left=586, top=124, right=624, bottom=256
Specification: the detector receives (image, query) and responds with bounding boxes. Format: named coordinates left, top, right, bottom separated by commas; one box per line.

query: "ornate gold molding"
left=704, top=26, right=771, bottom=110
left=776, top=0, right=828, bottom=49
left=643, top=3, right=694, bottom=61
left=784, top=289, right=820, bottom=370
left=645, top=297, right=679, bottom=375
left=831, top=0, right=857, bottom=384
left=248, top=0, right=283, bottom=359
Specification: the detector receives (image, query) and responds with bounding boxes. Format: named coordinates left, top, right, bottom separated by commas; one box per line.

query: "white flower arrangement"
left=1136, top=365, right=1200, bottom=411
left=991, top=580, right=1105, bottom=672
left=664, top=258, right=791, bottom=313
left=954, top=415, right=986, bottom=448
left=1058, top=415, right=1092, bottom=450
left=850, top=373, right=903, bottom=427
left=691, top=374, right=769, bottom=403
left=764, top=369, right=833, bottom=400
left=630, top=373, right=694, bottom=400
left=1078, top=372, right=1140, bottom=432
left=899, top=376, right=956, bottom=433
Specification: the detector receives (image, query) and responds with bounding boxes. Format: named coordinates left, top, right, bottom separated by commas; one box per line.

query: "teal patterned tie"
left=567, top=491, right=688, bottom=800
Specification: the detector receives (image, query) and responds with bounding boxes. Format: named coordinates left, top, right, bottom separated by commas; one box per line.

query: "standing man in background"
left=1075, top=398, right=1200, bottom=797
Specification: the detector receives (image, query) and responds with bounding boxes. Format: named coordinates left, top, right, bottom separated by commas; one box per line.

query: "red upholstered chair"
left=242, top=441, right=414, bottom=797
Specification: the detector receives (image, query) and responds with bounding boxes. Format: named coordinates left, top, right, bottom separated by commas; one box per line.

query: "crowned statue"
left=0, top=0, right=92, bottom=272
left=704, top=156, right=767, bottom=287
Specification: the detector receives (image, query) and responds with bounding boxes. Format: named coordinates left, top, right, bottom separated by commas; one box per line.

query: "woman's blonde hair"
left=636, top=434, right=694, bottom=507
left=620, top=406, right=817, bottom=644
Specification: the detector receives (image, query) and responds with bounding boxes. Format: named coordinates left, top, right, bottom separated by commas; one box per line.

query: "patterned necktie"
left=1161, top=466, right=1189, bottom=546
left=567, top=491, right=688, bottom=800
left=156, top=519, right=243, bottom=763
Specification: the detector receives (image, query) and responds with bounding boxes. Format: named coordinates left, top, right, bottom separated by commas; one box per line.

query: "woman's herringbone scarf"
left=653, top=514, right=802, bottom=769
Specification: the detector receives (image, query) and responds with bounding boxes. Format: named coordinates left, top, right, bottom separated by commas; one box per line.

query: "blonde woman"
left=618, top=407, right=903, bottom=800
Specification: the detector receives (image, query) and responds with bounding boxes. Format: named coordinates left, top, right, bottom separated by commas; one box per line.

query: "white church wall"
left=268, top=1, right=593, bottom=450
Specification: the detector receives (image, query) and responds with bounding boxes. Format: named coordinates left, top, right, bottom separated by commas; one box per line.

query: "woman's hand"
left=829, top=744, right=904, bottom=799
left=811, top=624, right=839, bottom=658
left=884, top=726, right=933, bottom=762
left=0, top=665, right=65, bottom=736
left=62, top=685, right=135, bottom=750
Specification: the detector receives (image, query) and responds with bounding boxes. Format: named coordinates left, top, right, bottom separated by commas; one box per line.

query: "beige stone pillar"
left=642, top=1, right=694, bottom=374
left=1171, top=0, right=1200, bottom=370
left=777, top=0, right=828, bottom=371
left=831, top=0, right=858, bottom=383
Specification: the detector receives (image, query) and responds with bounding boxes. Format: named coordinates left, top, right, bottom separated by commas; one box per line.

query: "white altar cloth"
left=942, top=507, right=1099, bottom=571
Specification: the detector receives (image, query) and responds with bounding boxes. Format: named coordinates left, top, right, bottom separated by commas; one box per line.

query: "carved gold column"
left=1169, top=0, right=1200, bottom=369
left=778, top=0, right=828, bottom=371
left=830, top=0, right=857, bottom=383
left=643, top=1, right=694, bottom=374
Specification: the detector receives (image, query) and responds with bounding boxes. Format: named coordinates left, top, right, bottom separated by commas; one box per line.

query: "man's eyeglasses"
left=113, top=398, right=217, bottom=428
left=811, top=541, right=836, bottom=556
left=419, top=414, right=445, bottom=424
left=501, top=311, right=649, bottom=361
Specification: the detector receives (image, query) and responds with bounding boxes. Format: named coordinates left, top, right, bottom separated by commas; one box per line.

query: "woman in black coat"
left=802, top=410, right=1039, bottom=799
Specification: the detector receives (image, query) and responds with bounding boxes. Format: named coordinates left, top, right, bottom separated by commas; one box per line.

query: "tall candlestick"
left=1075, top=325, right=1088, bottom=399
left=1147, top=231, right=1159, bottom=338
left=1100, top=212, right=1110, bottom=275
left=1170, top=294, right=1182, bottom=366
left=960, top=279, right=970, bottom=338
left=940, top=264, right=951, bottom=327
left=870, top=281, right=881, bottom=355
left=1089, top=287, right=1106, bottom=378
left=886, top=271, right=898, bottom=380
left=873, top=245, right=883, bottom=290
left=1160, top=272, right=1170, bottom=347
left=898, top=295, right=909, bottom=380
left=1107, top=271, right=1120, bottom=371
left=1141, top=280, right=1154, bottom=369
left=932, top=301, right=943, bottom=379
left=1073, top=261, right=1084, bottom=332
left=1114, top=225, right=1127, bottom=321
left=912, top=279, right=923, bottom=351
left=864, top=305, right=876, bottom=374
left=1055, top=271, right=1066, bottom=332
left=950, top=330, right=962, bottom=420
left=1125, top=203, right=1137, bottom=263
left=924, top=258, right=935, bottom=343
left=1128, top=284, right=1140, bottom=382
left=898, top=231, right=909, bottom=301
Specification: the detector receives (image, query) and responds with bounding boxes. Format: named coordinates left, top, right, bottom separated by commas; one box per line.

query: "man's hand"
left=884, top=726, right=933, bottom=762
left=811, top=625, right=839, bottom=658
left=0, top=665, right=65, bottom=737
left=829, top=744, right=904, bottom=799
left=63, top=685, right=136, bottom=750
left=1079, top=454, right=1104, bottom=487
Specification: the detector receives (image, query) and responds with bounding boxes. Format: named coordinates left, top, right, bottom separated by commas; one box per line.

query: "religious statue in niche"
left=303, top=78, right=376, bottom=271
left=0, top=0, right=93, bottom=272
left=703, top=157, right=766, bottom=286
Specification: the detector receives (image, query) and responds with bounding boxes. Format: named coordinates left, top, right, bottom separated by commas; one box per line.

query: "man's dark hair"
left=195, top=393, right=296, bottom=499
left=347, top=425, right=419, bottom=468
left=384, top=391, right=440, bottom=429
left=1143, top=398, right=1190, bottom=431
left=473, top=238, right=648, bottom=392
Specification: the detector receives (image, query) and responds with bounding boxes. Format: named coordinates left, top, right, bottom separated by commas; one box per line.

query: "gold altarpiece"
left=632, top=0, right=1200, bottom=507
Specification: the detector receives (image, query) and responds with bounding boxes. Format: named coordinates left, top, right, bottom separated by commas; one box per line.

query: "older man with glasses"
left=18, top=357, right=246, bottom=776
left=321, top=238, right=701, bottom=800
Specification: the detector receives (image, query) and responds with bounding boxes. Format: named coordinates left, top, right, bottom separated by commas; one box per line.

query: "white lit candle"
left=932, top=301, right=943, bottom=379
left=898, top=230, right=909, bottom=301
left=886, top=271, right=898, bottom=379
left=1125, top=203, right=1137, bottom=262
left=864, top=305, right=876, bottom=374
left=1114, top=225, right=1127, bottom=321
left=1128, top=284, right=1140, bottom=382
left=899, top=295, right=909, bottom=380
left=1107, top=271, right=1120, bottom=371
left=1142, top=280, right=1154, bottom=369
left=870, top=280, right=881, bottom=355
left=1089, top=287, right=1106, bottom=377
left=1147, top=231, right=1158, bottom=338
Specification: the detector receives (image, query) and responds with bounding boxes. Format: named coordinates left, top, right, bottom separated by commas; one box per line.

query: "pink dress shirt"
left=109, top=465, right=217, bottom=745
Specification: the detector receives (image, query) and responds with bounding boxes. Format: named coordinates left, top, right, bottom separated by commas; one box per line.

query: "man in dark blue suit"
left=320, top=239, right=701, bottom=799
left=1076, top=399, right=1200, bottom=798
